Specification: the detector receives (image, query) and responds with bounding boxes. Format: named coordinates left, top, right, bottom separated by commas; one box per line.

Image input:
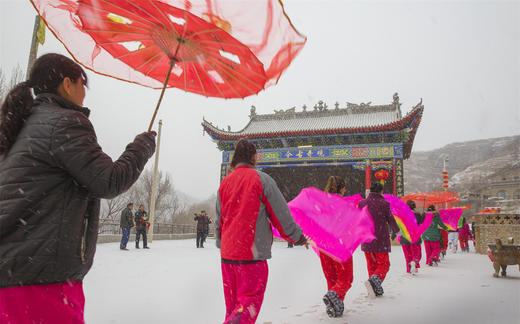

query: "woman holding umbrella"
left=0, top=53, right=156, bottom=323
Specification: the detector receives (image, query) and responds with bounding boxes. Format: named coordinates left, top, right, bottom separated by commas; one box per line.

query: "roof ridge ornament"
left=393, top=92, right=401, bottom=108
left=314, top=100, right=327, bottom=112
left=249, top=105, right=257, bottom=119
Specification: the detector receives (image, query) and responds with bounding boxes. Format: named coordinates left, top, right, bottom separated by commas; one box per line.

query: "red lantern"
left=374, top=169, right=390, bottom=184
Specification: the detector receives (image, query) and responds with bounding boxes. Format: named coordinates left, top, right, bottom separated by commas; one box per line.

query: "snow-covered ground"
left=84, top=239, right=519, bottom=324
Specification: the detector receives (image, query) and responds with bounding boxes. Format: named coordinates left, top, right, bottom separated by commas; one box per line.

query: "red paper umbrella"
left=30, top=0, right=306, bottom=129
left=402, top=191, right=460, bottom=209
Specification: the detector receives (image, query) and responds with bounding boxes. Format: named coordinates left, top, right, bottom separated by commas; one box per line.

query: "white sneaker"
left=410, top=261, right=417, bottom=275
left=364, top=280, right=376, bottom=299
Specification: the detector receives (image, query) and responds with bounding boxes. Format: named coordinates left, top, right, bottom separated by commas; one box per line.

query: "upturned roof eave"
left=203, top=105, right=423, bottom=142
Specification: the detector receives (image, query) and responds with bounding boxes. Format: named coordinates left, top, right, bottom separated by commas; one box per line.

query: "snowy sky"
left=0, top=0, right=519, bottom=201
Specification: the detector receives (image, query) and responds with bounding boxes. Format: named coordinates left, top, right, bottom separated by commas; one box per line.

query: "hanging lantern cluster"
left=442, top=170, right=449, bottom=190
left=374, top=169, right=390, bottom=185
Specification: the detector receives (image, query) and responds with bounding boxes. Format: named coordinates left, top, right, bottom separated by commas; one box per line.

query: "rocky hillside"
left=404, top=135, right=520, bottom=194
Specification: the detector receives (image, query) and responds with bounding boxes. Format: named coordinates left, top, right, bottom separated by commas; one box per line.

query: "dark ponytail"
left=324, top=176, right=346, bottom=194
left=0, top=82, right=33, bottom=155
left=0, top=53, right=87, bottom=156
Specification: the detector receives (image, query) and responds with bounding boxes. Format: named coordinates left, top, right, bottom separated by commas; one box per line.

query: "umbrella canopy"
left=30, top=0, right=267, bottom=98
left=29, top=0, right=306, bottom=94
left=402, top=190, right=460, bottom=210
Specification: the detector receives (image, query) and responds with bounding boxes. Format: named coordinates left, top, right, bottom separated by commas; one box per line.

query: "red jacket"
left=216, top=164, right=303, bottom=261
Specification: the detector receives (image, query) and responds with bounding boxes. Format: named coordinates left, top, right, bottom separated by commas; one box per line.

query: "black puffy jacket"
left=0, top=94, right=155, bottom=288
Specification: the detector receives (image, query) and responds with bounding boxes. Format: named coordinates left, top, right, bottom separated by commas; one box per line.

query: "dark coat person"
left=359, top=192, right=399, bottom=253
left=0, top=53, right=156, bottom=323
left=134, top=205, right=149, bottom=249
left=121, top=205, right=135, bottom=228
left=120, top=203, right=134, bottom=250
left=194, top=211, right=211, bottom=248
left=359, top=182, right=399, bottom=297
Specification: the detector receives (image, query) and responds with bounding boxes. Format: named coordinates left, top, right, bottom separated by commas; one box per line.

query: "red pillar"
left=393, top=163, right=396, bottom=196
left=365, top=165, right=371, bottom=193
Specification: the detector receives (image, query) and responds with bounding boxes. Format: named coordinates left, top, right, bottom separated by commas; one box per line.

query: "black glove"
left=391, top=232, right=397, bottom=240
left=134, top=132, right=157, bottom=157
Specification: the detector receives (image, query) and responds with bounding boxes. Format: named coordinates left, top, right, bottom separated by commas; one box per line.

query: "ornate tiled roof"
left=203, top=93, right=420, bottom=136
left=202, top=93, right=423, bottom=159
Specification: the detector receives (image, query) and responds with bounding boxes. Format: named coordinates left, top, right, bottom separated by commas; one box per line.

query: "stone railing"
left=473, top=213, right=520, bottom=254
left=97, top=222, right=215, bottom=244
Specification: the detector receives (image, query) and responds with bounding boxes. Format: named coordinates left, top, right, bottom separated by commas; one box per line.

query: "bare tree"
left=177, top=194, right=217, bottom=224
left=0, top=66, right=24, bottom=104
left=127, top=169, right=184, bottom=223
left=99, top=192, right=130, bottom=233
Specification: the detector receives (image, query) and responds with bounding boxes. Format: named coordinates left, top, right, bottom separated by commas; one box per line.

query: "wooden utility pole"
left=26, top=16, right=42, bottom=79
left=148, top=119, right=163, bottom=243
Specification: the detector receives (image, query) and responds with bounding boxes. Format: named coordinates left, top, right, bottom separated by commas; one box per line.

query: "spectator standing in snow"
left=458, top=217, right=472, bottom=252
left=400, top=200, right=424, bottom=274
left=0, top=53, right=155, bottom=324
left=134, top=204, right=150, bottom=249
left=120, top=203, right=135, bottom=250
left=319, top=176, right=352, bottom=318
left=359, top=182, right=400, bottom=297
left=194, top=210, right=211, bottom=248
left=216, top=139, right=308, bottom=323
left=422, top=205, right=448, bottom=266
left=448, top=228, right=459, bottom=253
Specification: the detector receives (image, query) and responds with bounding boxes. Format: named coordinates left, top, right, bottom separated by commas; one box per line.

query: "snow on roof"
left=235, top=108, right=401, bottom=135
left=202, top=94, right=423, bottom=139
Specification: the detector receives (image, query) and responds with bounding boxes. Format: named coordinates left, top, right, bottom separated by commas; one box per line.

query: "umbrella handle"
left=148, top=60, right=175, bottom=132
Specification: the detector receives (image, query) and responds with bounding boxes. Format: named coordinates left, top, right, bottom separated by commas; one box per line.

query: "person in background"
left=400, top=200, right=424, bottom=275
left=422, top=205, right=448, bottom=266
left=359, top=182, right=400, bottom=298
left=471, top=216, right=476, bottom=247
left=202, top=211, right=212, bottom=245
left=120, top=203, right=134, bottom=250
left=216, top=139, right=308, bottom=323
left=134, top=204, right=150, bottom=249
left=447, top=227, right=459, bottom=253
left=194, top=210, right=211, bottom=248
left=319, top=176, right=352, bottom=318
left=0, top=53, right=156, bottom=324
left=458, top=217, right=472, bottom=252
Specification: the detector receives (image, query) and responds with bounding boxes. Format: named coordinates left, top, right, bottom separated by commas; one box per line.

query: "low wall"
left=473, top=213, right=520, bottom=254
left=97, top=233, right=197, bottom=244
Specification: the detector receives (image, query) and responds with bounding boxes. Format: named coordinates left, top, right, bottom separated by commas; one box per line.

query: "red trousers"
left=319, top=252, right=353, bottom=300
left=401, top=244, right=422, bottom=273
left=221, top=261, right=268, bottom=324
left=0, top=281, right=85, bottom=324
left=364, top=252, right=390, bottom=281
left=424, top=240, right=441, bottom=265
left=440, top=230, right=448, bottom=252
left=459, top=236, right=469, bottom=250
